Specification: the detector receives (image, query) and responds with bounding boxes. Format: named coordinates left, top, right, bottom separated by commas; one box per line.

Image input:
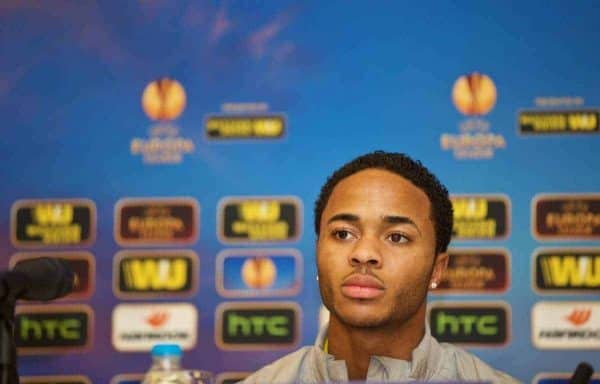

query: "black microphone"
left=0, top=257, right=75, bottom=302
left=570, top=362, right=594, bottom=384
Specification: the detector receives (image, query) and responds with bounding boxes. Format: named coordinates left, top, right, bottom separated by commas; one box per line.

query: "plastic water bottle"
left=142, top=344, right=190, bottom=384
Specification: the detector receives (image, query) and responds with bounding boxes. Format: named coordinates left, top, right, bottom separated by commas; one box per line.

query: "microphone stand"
left=0, top=292, right=19, bottom=384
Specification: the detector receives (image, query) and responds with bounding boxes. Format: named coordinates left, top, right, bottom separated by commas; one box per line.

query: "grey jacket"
left=241, top=324, right=520, bottom=383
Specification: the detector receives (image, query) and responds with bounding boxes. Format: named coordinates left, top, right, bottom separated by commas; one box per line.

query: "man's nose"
left=348, top=235, right=382, bottom=268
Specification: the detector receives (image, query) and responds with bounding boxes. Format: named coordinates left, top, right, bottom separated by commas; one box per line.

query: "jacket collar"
left=314, top=319, right=442, bottom=380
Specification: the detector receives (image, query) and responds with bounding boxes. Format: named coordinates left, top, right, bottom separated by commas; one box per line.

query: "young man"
left=241, top=151, right=519, bottom=383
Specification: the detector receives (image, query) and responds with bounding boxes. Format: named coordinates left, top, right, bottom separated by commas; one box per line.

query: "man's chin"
left=333, top=309, right=391, bottom=329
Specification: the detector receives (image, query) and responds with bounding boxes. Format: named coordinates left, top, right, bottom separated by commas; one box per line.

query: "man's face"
left=317, top=168, right=445, bottom=329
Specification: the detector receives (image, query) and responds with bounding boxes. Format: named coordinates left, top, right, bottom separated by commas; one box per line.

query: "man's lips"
left=341, top=275, right=385, bottom=299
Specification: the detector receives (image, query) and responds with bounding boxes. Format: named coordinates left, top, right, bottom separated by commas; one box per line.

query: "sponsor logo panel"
left=15, top=305, right=93, bottom=355
left=112, top=303, right=197, bottom=352
left=533, top=373, right=600, bottom=384
left=110, top=374, right=144, bottom=384
left=433, top=249, right=509, bottom=294
left=533, top=194, right=600, bottom=239
left=11, top=199, right=96, bottom=247
left=20, top=376, right=92, bottom=384
left=205, top=114, right=286, bottom=139
left=532, top=301, right=600, bottom=349
left=115, top=198, right=199, bottom=245
left=216, top=249, right=302, bottom=297
left=533, top=248, right=600, bottom=294
left=114, top=250, right=199, bottom=299
left=218, top=197, right=302, bottom=243
left=216, top=372, right=251, bottom=384
left=10, top=252, right=95, bottom=300
left=215, top=302, right=300, bottom=350
left=428, top=302, right=510, bottom=347
left=451, top=195, right=510, bottom=240
left=519, top=109, right=599, bottom=134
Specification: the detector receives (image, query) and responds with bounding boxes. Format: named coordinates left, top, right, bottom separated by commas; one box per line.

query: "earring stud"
left=430, top=282, right=438, bottom=289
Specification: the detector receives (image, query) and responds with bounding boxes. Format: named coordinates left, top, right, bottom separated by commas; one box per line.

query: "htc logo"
left=216, top=302, right=300, bottom=350
left=435, top=311, right=499, bottom=336
left=429, top=303, right=509, bottom=346
left=15, top=305, right=92, bottom=354
left=227, top=313, right=290, bottom=337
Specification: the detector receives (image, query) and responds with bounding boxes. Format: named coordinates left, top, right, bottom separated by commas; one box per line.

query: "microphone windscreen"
left=12, top=257, right=74, bottom=301
left=570, top=362, right=594, bottom=384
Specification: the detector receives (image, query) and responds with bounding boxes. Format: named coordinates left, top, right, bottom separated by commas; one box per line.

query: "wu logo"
left=115, top=252, right=198, bottom=298
left=535, top=251, right=600, bottom=292
left=540, top=255, right=600, bottom=287
left=453, top=198, right=488, bottom=220
left=219, top=197, right=301, bottom=243
left=239, top=201, right=280, bottom=222
left=568, top=113, right=597, bottom=130
left=34, top=204, right=74, bottom=225
left=122, top=258, right=187, bottom=290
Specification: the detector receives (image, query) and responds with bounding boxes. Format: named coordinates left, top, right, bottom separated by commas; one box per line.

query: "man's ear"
left=430, top=252, right=449, bottom=288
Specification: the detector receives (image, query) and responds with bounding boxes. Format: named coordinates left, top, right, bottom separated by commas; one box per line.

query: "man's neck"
left=326, top=308, right=426, bottom=381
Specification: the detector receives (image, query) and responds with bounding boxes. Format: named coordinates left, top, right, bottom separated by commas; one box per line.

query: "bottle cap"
left=151, top=344, right=183, bottom=357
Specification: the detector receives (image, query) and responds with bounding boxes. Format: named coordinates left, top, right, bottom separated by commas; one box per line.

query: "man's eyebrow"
left=326, top=214, right=422, bottom=235
left=382, top=215, right=422, bottom=235
left=327, top=213, right=360, bottom=224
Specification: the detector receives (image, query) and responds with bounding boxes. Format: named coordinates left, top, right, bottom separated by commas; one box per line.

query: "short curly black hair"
left=314, top=151, right=453, bottom=254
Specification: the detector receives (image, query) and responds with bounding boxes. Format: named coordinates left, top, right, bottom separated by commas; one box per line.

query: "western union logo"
left=34, top=204, right=74, bottom=225
left=540, top=256, right=600, bottom=286
left=219, top=197, right=301, bottom=243
left=205, top=115, right=285, bottom=139
left=122, top=258, right=188, bottom=290
left=450, top=195, right=509, bottom=239
left=11, top=199, right=95, bottom=246
left=535, top=250, right=600, bottom=292
left=239, top=201, right=281, bottom=222
left=519, top=110, right=600, bottom=134
left=453, top=198, right=488, bottom=220
left=114, top=251, right=198, bottom=298
left=568, top=113, right=598, bottom=130
left=231, top=200, right=288, bottom=240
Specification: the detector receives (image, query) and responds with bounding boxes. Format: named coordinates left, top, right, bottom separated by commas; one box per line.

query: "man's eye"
left=333, top=230, right=353, bottom=240
left=387, top=233, right=408, bottom=243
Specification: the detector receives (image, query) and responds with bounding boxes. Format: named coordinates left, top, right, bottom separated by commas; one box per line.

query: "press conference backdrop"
left=1, top=2, right=599, bottom=383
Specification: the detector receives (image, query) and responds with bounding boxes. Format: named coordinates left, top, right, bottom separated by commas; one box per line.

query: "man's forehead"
left=324, top=169, right=432, bottom=214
